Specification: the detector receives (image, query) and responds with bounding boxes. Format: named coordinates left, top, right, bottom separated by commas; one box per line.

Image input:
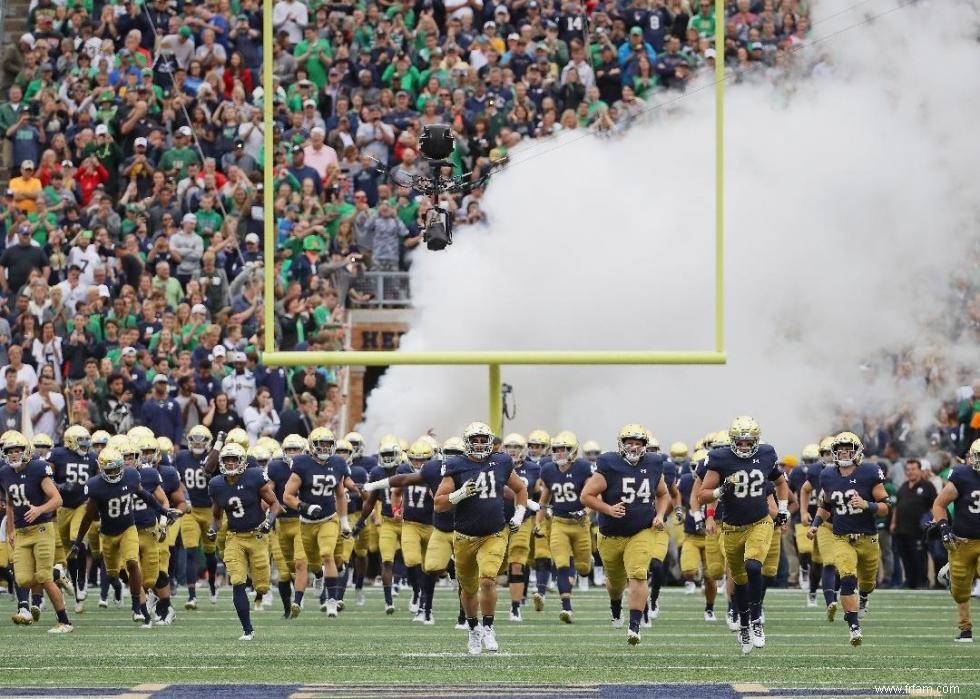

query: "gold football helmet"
left=692, top=448, right=708, bottom=464
left=550, top=431, right=578, bottom=466
left=526, top=429, right=551, bottom=459
left=801, top=443, right=820, bottom=464
left=156, top=436, right=174, bottom=458
left=502, top=433, right=527, bottom=463
left=818, top=436, right=835, bottom=464
left=97, top=447, right=125, bottom=483
left=135, top=434, right=159, bottom=466
left=617, top=424, right=648, bottom=465
left=187, top=425, right=213, bottom=456
left=728, top=416, right=761, bottom=458
left=344, top=432, right=365, bottom=459
left=63, top=425, right=92, bottom=455
left=282, top=434, right=308, bottom=465
left=669, top=442, right=689, bottom=461
left=442, top=437, right=465, bottom=457
left=709, top=430, right=731, bottom=449
left=379, top=438, right=403, bottom=469
left=226, top=427, right=250, bottom=450
left=127, top=426, right=155, bottom=443
left=2, top=430, right=30, bottom=469
left=308, top=427, right=335, bottom=461
left=92, top=430, right=111, bottom=450
left=582, top=440, right=601, bottom=462
left=219, top=442, right=248, bottom=476
left=407, top=439, right=434, bottom=465
left=968, top=438, right=980, bottom=470
left=645, top=432, right=661, bottom=453
left=463, top=422, right=495, bottom=460
left=247, top=444, right=272, bottom=468
left=334, top=439, right=354, bottom=465
left=831, top=432, right=863, bottom=467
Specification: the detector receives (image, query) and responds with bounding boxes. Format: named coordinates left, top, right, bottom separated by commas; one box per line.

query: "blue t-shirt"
left=290, top=454, right=348, bottom=521
left=133, top=466, right=163, bottom=529
left=420, top=459, right=453, bottom=533
left=819, top=463, right=887, bottom=536
left=49, top=447, right=98, bottom=509
left=208, top=468, right=269, bottom=533
left=84, top=468, right=143, bottom=536
left=950, top=465, right=980, bottom=539
left=443, top=453, right=514, bottom=537
left=0, top=459, right=55, bottom=528
left=596, top=451, right=664, bottom=537
left=175, top=449, right=212, bottom=508
left=266, top=457, right=298, bottom=518
left=539, top=458, right=593, bottom=518
left=705, top=444, right=781, bottom=526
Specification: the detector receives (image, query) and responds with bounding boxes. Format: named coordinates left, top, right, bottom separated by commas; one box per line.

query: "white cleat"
left=467, top=627, right=483, bottom=655
left=290, top=602, right=301, bottom=619
left=313, top=577, right=323, bottom=593
left=211, top=590, right=219, bottom=604
left=827, top=601, right=838, bottom=623
left=336, top=600, right=345, bottom=612
left=509, top=609, right=523, bottom=623
left=74, top=601, right=85, bottom=614
left=133, top=612, right=144, bottom=622
left=849, top=627, right=863, bottom=646
left=384, top=604, right=395, bottom=616
left=611, top=617, right=624, bottom=628
left=355, top=590, right=366, bottom=607
left=253, top=598, right=263, bottom=612
left=594, top=567, right=605, bottom=586
left=112, top=597, right=123, bottom=609
left=423, top=614, right=435, bottom=626
left=577, top=577, right=589, bottom=592
left=738, top=625, right=753, bottom=655
left=627, top=628, right=641, bottom=646
left=799, top=570, right=809, bottom=590
left=704, top=610, right=717, bottom=622
left=454, top=622, right=468, bottom=630
left=759, top=610, right=766, bottom=625
left=684, top=581, right=697, bottom=595
left=726, top=609, right=739, bottom=632
left=238, top=632, right=254, bottom=641
left=185, top=598, right=198, bottom=611
left=640, top=614, right=652, bottom=628
left=409, top=599, right=420, bottom=614
left=47, top=623, right=74, bottom=634
left=750, top=619, right=766, bottom=648
left=807, top=593, right=818, bottom=608
left=76, top=589, right=87, bottom=602
left=559, top=609, right=574, bottom=624
left=413, top=611, right=425, bottom=623
left=319, top=600, right=329, bottom=613
left=12, top=608, right=34, bottom=625
left=649, top=603, right=660, bottom=620
left=139, top=619, right=153, bottom=629
left=326, top=600, right=338, bottom=617
left=532, top=592, right=545, bottom=612
left=482, top=625, right=499, bottom=652
left=972, top=579, right=980, bottom=598
left=98, top=598, right=109, bottom=609
left=30, top=605, right=42, bottom=621
left=157, top=607, right=176, bottom=625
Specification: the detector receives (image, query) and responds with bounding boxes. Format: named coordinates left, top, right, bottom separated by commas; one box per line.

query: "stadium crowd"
left=0, top=0, right=977, bottom=596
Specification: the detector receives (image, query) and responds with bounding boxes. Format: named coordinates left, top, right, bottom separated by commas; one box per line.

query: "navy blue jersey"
left=949, top=466, right=980, bottom=539
left=420, top=459, right=453, bottom=533
left=819, top=463, right=886, bottom=535
left=678, top=470, right=701, bottom=535
left=596, top=452, right=665, bottom=537
left=663, top=458, right=677, bottom=489
left=133, top=467, right=163, bottom=529
left=368, top=463, right=411, bottom=517
left=805, top=462, right=828, bottom=520
left=706, top=444, right=782, bottom=526
left=49, top=447, right=98, bottom=509
left=208, top=468, right=269, bottom=533
left=540, top=458, right=593, bottom=518
left=352, top=455, right=378, bottom=473
left=158, top=464, right=182, bottom=500
left=505, top=458, right=541, bottom=522
left=84, top=468, right=143, bottom=536
left=266, top=457, right=298, bottom=518
left=694, top=457, right=723, bottom=520
left=175, top=449, right=212, bottom=508
left=402, top=464, right=433, bottom=525
left=0, top=460, right=55, bottom=528
left=290, top=454, right=348, bottom=521
left=443, top=453, right=514, bottom=537
left=347, top=464, right=368, bottom=513
left=788, top=465, right=808, bottom=523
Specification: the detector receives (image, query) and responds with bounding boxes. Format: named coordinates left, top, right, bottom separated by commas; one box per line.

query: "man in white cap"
left=221, top=351, right=256, bottom=417
left=303, top=126, right=337, bottom=179
left=121, top=136, right=156, bottom=199
left=170, top=212, right=204, bottom=286
left=158, top=125, right=201, bottom=178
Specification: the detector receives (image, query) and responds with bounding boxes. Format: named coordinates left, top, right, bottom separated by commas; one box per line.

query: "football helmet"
left=219, top=442, right=248, bottom=476
left=156, top=436, right=174, bottom=458
left=226, top=427, right=250, bottom=450
left=831, top=432, right=863, bottom=467
left=135, top=435, right=159, bottom=466
left=463, top=422, right=495, bottom=460
left=618, top=424, right=648, bottom=465
left=646, top=433, right=661, bottom=453
left=188, top=425, right=213, bottom=456
left=502, top=433, right=527, bottom=463
left=344, top=432, right=365, bottom=459
left=419, top=434, right=441, bottom=460
left=97, top=447, right=125, bottom=483
left=63, top=425, right=92, bottom=456
left=31, top=433, right=53, bottom=458
left=282, top=434, right=308, bottom=465
left=117, top=437, right=139, bottom=467
left=582, top=440, right=601, bottom=462
left=247, top=444, right=271, bottom=468
left=669, top=442, right=689, bottom=461
left=710, top=431, right=731, bottom=448
left=801, top=443, right=820, bottom=464
left=334, top=439, right=354, bottom=465
left=693, top=437, right=706, bottom=452
left=442, top=436, right=466, bottom=457
left=526, top=430, right=551, bottom=459
left=398, top=437, right=410, bottom=455
left=728, top=416, right=761, bottom=458
left=551, top=431, right=578, bottom=466
left=969, top=438, right=980, bottom=471
left=91, top=430, right=111, bottom=450
left=308, top=427, right=335, bottom=461
left=407, top=439, right=434, bottom=465
left=379, top=438, right=403, bottom=468
left=2, top=430, right=29, bottom=469
left=692, top=448, right=708, bottom=464
left=818, top=436, right=835, bottom=465
left=127, top=426, right=155, bottom=443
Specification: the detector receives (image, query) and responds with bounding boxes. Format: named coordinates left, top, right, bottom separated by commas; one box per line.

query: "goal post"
left=260, top=0, right=727, bottom=436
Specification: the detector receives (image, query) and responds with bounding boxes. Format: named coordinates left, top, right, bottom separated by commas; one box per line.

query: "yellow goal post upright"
left=260, top=0, right=727, bottom=436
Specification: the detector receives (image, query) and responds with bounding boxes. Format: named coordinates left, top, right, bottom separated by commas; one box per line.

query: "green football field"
left=0, top=585, right=976, bottom=696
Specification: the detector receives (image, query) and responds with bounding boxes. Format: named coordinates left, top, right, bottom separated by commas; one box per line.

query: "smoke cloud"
left=359, top=0, right=980, bottom=455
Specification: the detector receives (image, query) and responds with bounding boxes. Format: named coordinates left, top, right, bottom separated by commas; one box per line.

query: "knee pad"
left=508, top=567, right=525, bottom=584
left=839, top=575, right=857, bottom=597
left=744, top=559, right=762, bottom=578
left=155, top=571, right=169, bottom=589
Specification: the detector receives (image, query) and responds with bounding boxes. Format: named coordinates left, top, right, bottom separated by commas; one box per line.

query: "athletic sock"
left=232, top=584, right=253, bottom=634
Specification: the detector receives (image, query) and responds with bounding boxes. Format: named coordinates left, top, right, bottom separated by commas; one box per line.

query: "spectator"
left=957, top=379, right=980, bottom=458
left=243, top=387, right=281, bottom=443
left=25, top=373, right=65, bottom=441
left=891, top=459, right=937, bottom=589
left=8, top=161, right=42, bottom=214
left=1, top=345, right=38, bottom=394
left=221, top=351, right=257, bottom=416
left=276, top=391, right=317, bottom=440
left=175, top=374, right=209, bottom=440
left=0, top=391, right=23, bottom=432
left=202, top=391, right=244, bottom=436
left=140, top=373, right=182, bottom=446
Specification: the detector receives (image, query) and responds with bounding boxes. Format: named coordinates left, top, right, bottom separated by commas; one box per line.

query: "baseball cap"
left=705, top=48, right=716, bottom=59
left=97, top=285, right=111, bottom=298
left=142, top=67, right=154, bottom=76
left=95, top=124, right=109, bottom=136
left=507, top=32, right=520, bottom=41
left=21, top=160, right=35, bottom=170
left=483, top=20, right=495, bottom=29
left=245, top=232, right=259, bottom=244
left=134, top=136, right=148, bottom=148
left=234, top=139, right=245, bottom=149
left=231, top=351, right=247, bottom=363
left=178, top=26, right=192, bottom=38
left=630, top=26, right=643, bottom=36
left=40, top=63, right=53, bottom=72
left=177, top=125, right=192, bottom=137
left=152, top=373, right=170, bottom=384
left=191, top=303, right=208, bottom=315
left=536, top=42, right=548, bottom=51
left=61, top=159, right=74, bottom=168
left=494, top=5, right=508, bottom=13
left=303, top=98, right=317, bottom=108
left=303, top=235, right=324, bottom=252
left=20, top=33, right=35, bottom=48
left=182, top=213, right=197, bottom=225
left=211, top=345, right=226, bottom=358
left=121, top=346, right=137, bottom=357
left=750, top=41, right=763, bottom=50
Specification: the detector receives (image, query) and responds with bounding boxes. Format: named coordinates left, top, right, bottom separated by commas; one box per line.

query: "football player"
left=131, top=435, right=174, bottom=623
left=31, top=434, right=53, bottom=463
left=800, top=437, right=841, bottom=615
left=72, top=446, right=182, bottom=628
left=536, top=431, right=593, bottom=623
left=930, top=439, right=980, bottom=642
left=1, top=431, right=74, bottom=632
left=646, top=432, right=681, bottom=624
left=581, top=440, right=604, bottom=587
left=207, top=443, right=281, bottom=641
left=807, top=432, right=890, bottom=646
left=502, top=433, right=540, bottom=622
left=363, top=437, right=410, bottom=613
left=700, top=416, right=789, bottom=654
left=669, top=442, right=692, bottom=475
left=581, top=424, right=670, bottom=645
left=268, top=434, right=308, bottom=618
left=175, top=425, right=222, bottom=609
left=282, top=427, right=351, bottom=617
left=435, top=422, right=527, bottom=655
left=679, top=448, right=722, bottom=621
left=524, top=429, right=553, bottom=610
left=342, top=434, right=373, bottom=606
left=790, top=443, right=820, bottom=595
left=147, top=435, right=188, bottom=624
left=395, top=440, right=435, bottom=619
left=331, top=439, right=363, bottom=611
left=49, top=425, right=97, bottom=609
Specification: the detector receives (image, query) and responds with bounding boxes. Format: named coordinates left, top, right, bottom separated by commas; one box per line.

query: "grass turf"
left=0, top=586, right=976, bottom=690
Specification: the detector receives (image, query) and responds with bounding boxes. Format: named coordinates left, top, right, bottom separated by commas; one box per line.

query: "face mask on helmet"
left=122, top=451, right=138, bottom=467
left=379, top=447, right=400, bottom=468
left=220, top=455, right=245, bottom=476
left=284, top=448, right=303, bottom=466
left=189, top=434, right=211, bottom=455
left=101, top=461, right=124, bottom=483
left=584, top=449, right=601, bottom=462
left=75, top=437, right=91, bottom=455
left=466, top=436, right=493, bottom=460
left=335, top=449, right=353, bottom=465
left=834, top=446, right=857, bottom=467
left=504, top=445, right=524, bottom=461
left=140, top=449, right=157, bottom=466
left=820, top=450, right=833, bottom=465
left=349, top=441, right=363, bottom=459
left=311, top=439, right=334, bottom=460
left=619, top=438, right=646, bottom=465
left=732, top=438, right=758, bottom=458
left=527, top=443, right=546, bottom=459
left=552, top=446, right=572, bottom=467
left=4, top=446, right=25, bottom=469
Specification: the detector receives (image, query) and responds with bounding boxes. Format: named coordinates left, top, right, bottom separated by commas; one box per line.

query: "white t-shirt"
left=24, top=390, right=65, bottom=441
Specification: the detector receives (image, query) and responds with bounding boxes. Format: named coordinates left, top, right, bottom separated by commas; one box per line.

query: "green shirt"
left=195, top=209, right=223, bottom=238
left=324, top=202, right=354, bottom=239
left=293, top=39, right=333, bottom=90
left=180, top=322, right=206, bottom=350
left=158, top=146, right=201, bottom=179
left=688, top=12, right=716, bottom=37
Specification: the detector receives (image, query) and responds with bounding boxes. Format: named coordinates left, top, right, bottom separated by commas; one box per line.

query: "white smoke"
left=360, top=0, right=980, bottom=454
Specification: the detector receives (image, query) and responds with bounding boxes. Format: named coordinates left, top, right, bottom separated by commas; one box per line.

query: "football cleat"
left=704, top=610, right=717, bottom=622
left=76, top=589, right=87, bottom=602
left=955, top=629, right=973, bottom=643
left=738, top=625, right=753, bottom=654
left=409, top=599, right=420, bottom=614
left=238, top=632, right=254, bottom=641
left=211, top=591, right=219, bottom=604
left=858, top=597, right=869, bottom=619
left=972, top=579, right=980, bottom=598
left=326, top=600, right=338, bottom=617
left=336, top=600, right=345, bottom=612
left=559, top=609, right=574, bottom=624
left=319, top=600, right=329, bottom=613
left=156, top=607, right=176, bottom=625
left=185, top=598, right=198, bottom=611
left=290, top=603, right=301, bottom=619
left=139, top=619, right=153, bottom=629
left=467, top=627, right=483, bottom=655
left=640, top=613, right=652, bottom=629
left=385, top=604, right=395, bottom=616
left=133, top=612, right=145, bottom=622
left=74, top=601, right=85, bottom=614
left=611, top=617, right=624, bottom=628
left=454, top=622, right=469, bottom=630
left=313, top=577, right=323, bottom=593
left=726, top=608, right=739, bottom=631
left=12, top=608, right=33, bottom=625
left=532, top=592, right=545, bottom=612
left=355, top=590, right=366, bottom=607
left=750, top=618, right=766, bottom=648
left=30, top=606, right=41, bottom=622
left=807, top=593, right=818, bottom=608
left=98, top=598, right=109, bottom=609
left=509, top=609, right=523, bottom=623
left=799, top=570, right=809, bottom=590
left=849, top=627, right=863, bottom=646
left=482, top=625, right=499, bottom=652
left=649, top=603, right=660, bottom=620
left=413, top=611, right=425, bottom=623
left=47, top=623, right=74, bottom=634
left=759, top=609, right=766, bottom=625
left=577, top=577, right=589, bottom=592
left=627, top=629, right=641, bottom=646
left=827, top=601, right=838, bottom=623
left=423, top=614, right=435, bottom=626
left=684, top=581, right=696, bottom=595
left=253, top=598, right=263, bottom=611
left=593, top=567, right=605, bottom=586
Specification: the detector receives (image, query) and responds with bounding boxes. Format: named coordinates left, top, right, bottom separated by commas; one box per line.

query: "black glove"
left=165, top=508, right=182, bottom=524
left=720, top=477, right=736, bottom=497
left=774, top=511, right=788, bottom=527
left=938, top=520, right=958, bottom=550
left=258, top=518, right=274, bottom=535
left=305, top=503, right=323, bottom=519
left=67, top=542, right=81, bottom=562
left=205, top=526, right=218, bottom=542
